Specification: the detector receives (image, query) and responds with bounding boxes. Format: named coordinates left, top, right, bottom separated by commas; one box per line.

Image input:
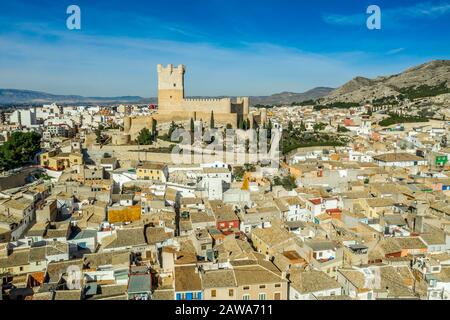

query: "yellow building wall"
left=108, top=205, right=141, bottom=223
left=136, top=169, right=164, bottom=181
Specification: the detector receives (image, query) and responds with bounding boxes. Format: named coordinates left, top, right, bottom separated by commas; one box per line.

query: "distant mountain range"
left=1, top=60, right=448, bottom=107
left=0, top=89, right=148, bottom=105
left=0, top=87, right=334, bottom=106
left=248, top=87, right=334, bottom=106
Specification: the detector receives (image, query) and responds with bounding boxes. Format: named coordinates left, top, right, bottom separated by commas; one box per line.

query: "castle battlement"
left=184, top=98, right=231, bottom=103
left=157, top=64, right=185, bottom=74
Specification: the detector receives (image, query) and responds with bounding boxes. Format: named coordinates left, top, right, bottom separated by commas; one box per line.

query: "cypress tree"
left=210, top=111, right=215, bottom=129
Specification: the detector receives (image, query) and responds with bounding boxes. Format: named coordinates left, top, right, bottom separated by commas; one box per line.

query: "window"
left=259, top=285, right=266, bottom=289
left=243, top=294, right=250, bottom=300
left=275, top=283, right=281, bottom=288
left=258, top=293, right=266, bottom=300
left=211, top=290, right=216, bottom=298
left=229, top=289, right=234, bottom=297
left=274, top=292, right=281, bottom=300
left=243, top=286, right=250, bottom=290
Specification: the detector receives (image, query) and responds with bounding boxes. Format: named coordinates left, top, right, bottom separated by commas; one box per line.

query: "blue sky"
left=0, top=0, right=449, bottom=97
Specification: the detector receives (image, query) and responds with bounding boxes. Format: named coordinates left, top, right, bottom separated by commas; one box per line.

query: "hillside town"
left=1, top=61, right=450, bottom=301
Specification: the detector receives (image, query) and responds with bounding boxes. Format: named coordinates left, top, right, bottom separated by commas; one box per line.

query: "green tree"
left=95, top=124, right=105, bottom=144
left=288, top=120, right=294, bottom=132
left=136, top=128, right=153, bottom=145
left=272, top=175, right=297, bottom=191
left=210, top=111, right=215, bottom=129
left=267, top=119, right=273, bottom=140
left=190, top=118, right=195, bottom=133
left=151, top=118, right=158, bottom=140
left=238, top=119, right=245, bottom=130
left=0, top=131, right=41, bottom=171
left=313, top=122, right=326, bottom=132
left=337, top=125, right=350, bottom=133
left=168, top=121, right=177, bottom=138
left=233, top=166, right=245, bottom=181
left=299, top=120, right=306, bottom=132
left=441, top=135, right=448, bottom=148
left=378, top=113, right=428, bottom=127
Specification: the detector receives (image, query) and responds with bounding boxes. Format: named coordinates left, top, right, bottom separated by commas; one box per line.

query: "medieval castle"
left=122, top=64, right=262, bottom=140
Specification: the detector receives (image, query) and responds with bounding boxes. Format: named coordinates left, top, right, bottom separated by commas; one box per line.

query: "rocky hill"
left=321, top=60, right=450, bottom=104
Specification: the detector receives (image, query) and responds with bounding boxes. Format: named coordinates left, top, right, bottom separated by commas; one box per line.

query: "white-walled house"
left=337, top=268, right=375, bottom=300
left=289, top=270, right=342, bottom=300
left=349, top=151, right=373, bottom=163
left=304, top=240, right=337, bottom=262
left=68, top=229, right=98, bottom=254
left=305, top=198, right=323, bottom=217
left=373, top=153, right=428, bottom=167
left=275, top=196, right=309, bottom=222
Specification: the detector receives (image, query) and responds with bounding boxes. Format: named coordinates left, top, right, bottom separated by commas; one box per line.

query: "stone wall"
left=86, top=143, right=277, bottom=168
left=125, top=112, right=239, bottom=140
left=0, top=167, right=41, bottom=191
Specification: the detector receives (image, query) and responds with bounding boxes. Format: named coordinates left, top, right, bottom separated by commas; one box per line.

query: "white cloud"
left=323, top=1, right=450, bottom=27
left=0, top=21, right=431, bottom=97
left=386, top=48, right=405, bottom=55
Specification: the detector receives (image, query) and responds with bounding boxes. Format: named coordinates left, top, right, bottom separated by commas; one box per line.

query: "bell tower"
left=157, top=64, right=185, bottom=111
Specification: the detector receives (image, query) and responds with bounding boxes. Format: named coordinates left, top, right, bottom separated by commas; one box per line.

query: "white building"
left=373, top=153, right=428, bottom=167
left=10, top=108, right=37, bottom=127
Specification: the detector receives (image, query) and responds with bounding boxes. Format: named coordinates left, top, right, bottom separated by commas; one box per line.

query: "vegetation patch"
left=398, top=82, right=450, bottom=100
left=378, top=112, right=429, bottom=127
left=314, top=102, right=360, bottom=111
left=0, top=131, right=41, bottom=172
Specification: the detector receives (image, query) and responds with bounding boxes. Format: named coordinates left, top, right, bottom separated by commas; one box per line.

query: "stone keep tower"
left=157, top=64, right=185, bottom=111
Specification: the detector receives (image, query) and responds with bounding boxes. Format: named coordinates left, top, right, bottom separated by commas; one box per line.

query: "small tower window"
left=173, top=83, right=176, bottom=87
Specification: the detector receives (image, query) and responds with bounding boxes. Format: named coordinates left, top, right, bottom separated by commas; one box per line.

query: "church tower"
left=157, top=64, right=185, bottom=111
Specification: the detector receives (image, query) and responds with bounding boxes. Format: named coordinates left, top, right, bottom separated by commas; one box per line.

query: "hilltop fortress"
left=123, top=64, right=253, bottom=140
